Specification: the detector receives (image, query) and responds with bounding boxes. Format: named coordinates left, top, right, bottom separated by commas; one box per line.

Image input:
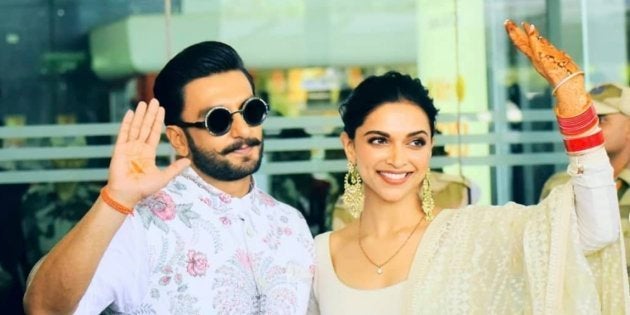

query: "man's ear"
left=165, top=126, right=190, bottom=157
left=340, top=132, right=356, bottom=163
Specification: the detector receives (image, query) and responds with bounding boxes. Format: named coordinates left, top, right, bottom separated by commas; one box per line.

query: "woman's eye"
left=368, top=137, right=387, bottom=145
left=410, top=139, right=426, bottom=147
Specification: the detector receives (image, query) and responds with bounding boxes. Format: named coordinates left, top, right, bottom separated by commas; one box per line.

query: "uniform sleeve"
left=73, top=216, right=149, bottom=314
left=569, top=147, right=621, bottom=253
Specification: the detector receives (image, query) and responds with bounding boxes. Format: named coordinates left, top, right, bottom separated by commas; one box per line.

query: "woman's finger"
left=504, top=20, right=534, bottom=60
left=527, top=24, right=580, bottom=85
left=505, top=20, right=548, bottom=79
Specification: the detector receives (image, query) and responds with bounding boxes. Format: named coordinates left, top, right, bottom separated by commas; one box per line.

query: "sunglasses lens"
left=206, top=108, right=232, bottom=135
left=242, top=98, right=268, bottom=126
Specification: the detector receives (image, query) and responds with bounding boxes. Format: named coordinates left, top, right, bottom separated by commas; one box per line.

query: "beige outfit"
left=309, top=232, right=409, bottom=315
left=310, top=149, right=629, bottom=314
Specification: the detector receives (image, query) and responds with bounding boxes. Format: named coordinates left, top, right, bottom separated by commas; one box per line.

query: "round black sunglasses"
left=175, top=97, right=269, bottom=136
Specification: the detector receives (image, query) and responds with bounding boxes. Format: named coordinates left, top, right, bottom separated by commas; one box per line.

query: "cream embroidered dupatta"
left=405, top=183, right=630, bottom=314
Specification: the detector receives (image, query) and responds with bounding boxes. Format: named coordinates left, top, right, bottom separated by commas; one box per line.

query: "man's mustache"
left=221, top=138, right=262, bottom=154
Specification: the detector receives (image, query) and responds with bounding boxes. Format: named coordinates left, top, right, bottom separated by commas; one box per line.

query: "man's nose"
left=229, top=112, right=251, bottom=138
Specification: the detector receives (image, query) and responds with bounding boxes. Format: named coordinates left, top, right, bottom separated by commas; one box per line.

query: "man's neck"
left=192, top=165, right=253, bottom=197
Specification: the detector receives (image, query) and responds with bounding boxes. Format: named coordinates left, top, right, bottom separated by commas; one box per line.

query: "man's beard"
left=184, top=131, right=263, bottom=181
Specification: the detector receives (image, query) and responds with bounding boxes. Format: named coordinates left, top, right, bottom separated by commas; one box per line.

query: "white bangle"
left=552, top=71, right=584, bottom=96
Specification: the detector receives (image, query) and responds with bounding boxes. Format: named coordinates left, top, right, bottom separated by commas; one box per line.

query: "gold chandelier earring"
left=422, top=170, right=435, bottom=221
left=343, top=161, right=364, bottom=218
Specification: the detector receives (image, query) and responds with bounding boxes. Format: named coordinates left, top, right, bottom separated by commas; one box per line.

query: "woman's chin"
left=370, top=190, right=416, bottom=204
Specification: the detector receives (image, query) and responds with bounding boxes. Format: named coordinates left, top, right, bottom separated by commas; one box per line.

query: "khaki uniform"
left=331, top=172, right=474, bottom=230
left=540, top=169, right=630, bottom=266
left=619, top=170, right=630, bottom=265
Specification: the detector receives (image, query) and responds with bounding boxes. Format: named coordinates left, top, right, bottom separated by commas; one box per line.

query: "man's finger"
left=129, top=101, right=148, bottom=141
left=148, top=105, right=165, bottom=147
left=115, top=110, right=133, bottom=145
left=160, top=158, right=191, bottom=184
left=138, top=99, right=160, bottom=142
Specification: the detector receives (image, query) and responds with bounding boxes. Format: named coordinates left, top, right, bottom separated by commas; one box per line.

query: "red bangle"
left=556, top=104, right=599, bottom=136
left=100, top=187, right=134, bottom=215
left=563, top=130, right=605, bottom=154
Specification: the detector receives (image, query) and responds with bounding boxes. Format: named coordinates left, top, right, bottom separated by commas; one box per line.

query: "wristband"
left=100, top=187, right=134, bottom=215
left=563, top=129, right=605, bottom=155
left=556, top=104, right=599, bottom=136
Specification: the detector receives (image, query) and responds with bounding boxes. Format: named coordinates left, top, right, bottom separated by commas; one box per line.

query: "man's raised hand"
left=106, top=99, right=190, bottom=209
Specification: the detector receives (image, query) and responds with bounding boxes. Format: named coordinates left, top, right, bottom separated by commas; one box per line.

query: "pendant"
left=376, top=266, right=383, bottom=275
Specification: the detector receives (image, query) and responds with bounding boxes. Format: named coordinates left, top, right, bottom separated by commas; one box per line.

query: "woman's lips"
left=377, top=171, right=411, bottom=184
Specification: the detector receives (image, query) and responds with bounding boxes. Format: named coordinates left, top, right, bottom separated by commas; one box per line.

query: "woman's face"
left=342, top=101, right=433, bottom=203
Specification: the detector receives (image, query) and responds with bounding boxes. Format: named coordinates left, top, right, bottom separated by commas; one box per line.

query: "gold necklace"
left=358, top=214, right=424, bottom=275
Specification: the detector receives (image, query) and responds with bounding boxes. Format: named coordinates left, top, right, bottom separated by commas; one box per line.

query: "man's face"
left=599, top=113, right=630, bottom=158
left=180, top=70, right=264, bottom=181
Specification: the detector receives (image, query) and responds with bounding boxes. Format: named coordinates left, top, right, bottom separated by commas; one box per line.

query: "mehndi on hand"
left=504, top=19, right=603, bottom=155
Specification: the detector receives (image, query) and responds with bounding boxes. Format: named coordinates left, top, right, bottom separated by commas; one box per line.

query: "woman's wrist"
left=553, top=94, right=604, bottom=156
left=563, top=129, right=605, bottom=156
left=553, top=72, right=588, bottom=115
left=555, top=97, right=590, bottom=117
left=556, top=102, right=598, bottom=136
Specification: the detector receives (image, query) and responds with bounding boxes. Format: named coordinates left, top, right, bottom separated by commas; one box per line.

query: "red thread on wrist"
left=100, top=187, right=133, bottom=215
left=563, top=130, right=605, bottom=154
left=556, top=104, right=599, bottom=136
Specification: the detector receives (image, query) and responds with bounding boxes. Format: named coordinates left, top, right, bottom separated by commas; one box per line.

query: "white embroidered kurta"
left=309, top=148, right=629, bottom=314
left=76, top=168, right=315, bottom=314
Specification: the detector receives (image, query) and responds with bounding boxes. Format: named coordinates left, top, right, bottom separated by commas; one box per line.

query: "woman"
left=308, top=21, right=629, bottom=314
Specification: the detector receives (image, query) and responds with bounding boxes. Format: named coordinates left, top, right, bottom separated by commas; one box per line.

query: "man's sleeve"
left=73, top=216, right=149, bottom=314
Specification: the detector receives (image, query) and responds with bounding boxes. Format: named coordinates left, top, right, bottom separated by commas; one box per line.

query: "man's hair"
left=153, top=41, right=255, bottom=126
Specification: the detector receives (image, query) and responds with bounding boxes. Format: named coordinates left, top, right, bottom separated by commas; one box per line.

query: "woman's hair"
left=339, top=71, right=438, bottom=139
left=153, top=41, right=255, bottom=126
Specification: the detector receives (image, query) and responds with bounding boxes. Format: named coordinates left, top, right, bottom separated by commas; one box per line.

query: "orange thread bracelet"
left=100, top=187, right=133, bottom=215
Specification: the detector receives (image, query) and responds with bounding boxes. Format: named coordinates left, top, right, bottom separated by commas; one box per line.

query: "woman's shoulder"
left=314, top=230, right=332, bottom=246
left=314, top=223, right=358, bottom=246
left=314, top=222, right=358, bottom=258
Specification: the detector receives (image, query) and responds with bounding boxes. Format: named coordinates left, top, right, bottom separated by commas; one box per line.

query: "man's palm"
left=106, top=99, right=190, bottom=207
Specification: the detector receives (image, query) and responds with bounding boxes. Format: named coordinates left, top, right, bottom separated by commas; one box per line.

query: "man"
left=24, top=41, right=314, bottom=314
left=540, top=82, right=630, bottom=262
